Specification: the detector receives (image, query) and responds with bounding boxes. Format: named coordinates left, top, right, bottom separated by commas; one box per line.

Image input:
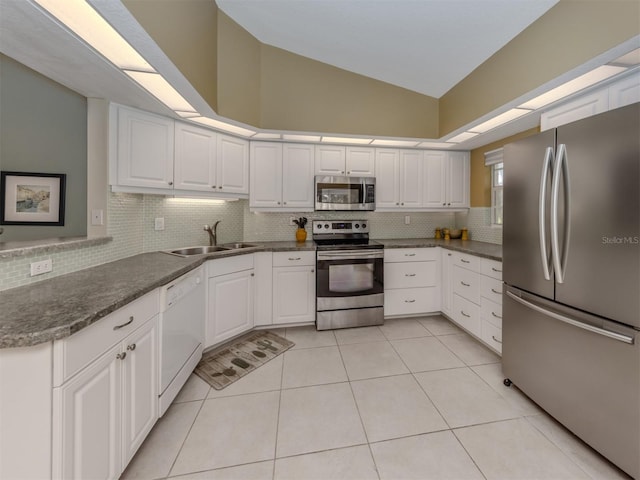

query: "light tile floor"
left=121, top=315, right=630, bottom=480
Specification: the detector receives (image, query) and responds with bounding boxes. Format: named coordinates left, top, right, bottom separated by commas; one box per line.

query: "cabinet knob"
left=442, top=202, right=446, bottom=206
left=284, top=202, right=287, bottom=205
left=212, top=185, right=216, bottom=189
left=218, top=186, right=222, bottom=189
left=251, top=273, right=255, bottom=277
left=311, top=269, right=314, bottom=273
left=341, top=171, right=345, bottom=174
left=401, top=202, right=404, bottom=206
left=396, top=202, right=399, bottom=205
left=447, top=202, right=451, bottom=206
left=277, top=201, right=281, bottom=205
left=116, top=352, right=127, bottom=360
left=168, top=181, right=173, bottom=186
left=127, top=343, right=136, bottom=351
left=347, top=171, right=351, bottom=174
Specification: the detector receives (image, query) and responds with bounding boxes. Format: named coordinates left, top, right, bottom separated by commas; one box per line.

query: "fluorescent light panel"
left=611, top=48, right=640, bottom=66
left=519, top=65, right=626, bottom=109
left=33, top=0, right=154, bottom=72
left=191, top=117, right=256, bottom=137
left=167, top=198, right=230, bottom=204
left=321, top=136, right=372, bottom=144
left=125, top=70, right=196, bottom=112
left=469, top=108, right=531, bottom=133
left=447, top=132, right=478, bottom=143
left=370, top=139, right=420, bottom=147
left=252, top=133, right=282, bottom=140
left=175, top=111, right=200, bottom=118
left=417, top=142, right=455, bottom=149
left=282, top=134, right=322, bottom=142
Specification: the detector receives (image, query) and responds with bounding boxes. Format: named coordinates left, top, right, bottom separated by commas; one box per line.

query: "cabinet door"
left=117, top=106, right=174, bottom=189
left=217, top=134, right=249, bottom=194
left=273, top=266, right=315, bottom=324
left=346, top=147, right=375, bottom=177
left=441, top=249, right=453, bottom=316
left=374, top=149, right=400, bottom=208
left=208, top=270, right=254, bottom=346
left=282, top=143, right=315, bottom=208
left=174, top=122, right=217, bottom=191
left=400, top=150, right=423, bottom=208
left=315, top=145, right=346, bottom=175
left=447, top=151, right=470, bottom=208
left=424, top=151, right=447, bottom=208
left=56, top=345, right=121, bottom=480
left=250, top=142, right=283, bottom=208
left=121, top=318, right=158, bottom=465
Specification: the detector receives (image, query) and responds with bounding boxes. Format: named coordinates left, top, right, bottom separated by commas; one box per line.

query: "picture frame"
left=0, top=171, right=66, bottom=226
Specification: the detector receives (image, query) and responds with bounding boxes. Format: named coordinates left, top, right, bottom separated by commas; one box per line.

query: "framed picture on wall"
left=0, top=171, right=66, bottom=226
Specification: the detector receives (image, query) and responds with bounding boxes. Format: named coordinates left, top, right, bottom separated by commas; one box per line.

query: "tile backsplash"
left=0, top=195, right=500, bottom=291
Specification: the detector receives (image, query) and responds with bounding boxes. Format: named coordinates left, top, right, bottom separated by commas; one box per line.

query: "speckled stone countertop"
left=0, top=236, right=113, bottom=259
left=377, top=238, right=502, bottom=261
left=0, top=241, right=314, bottom=349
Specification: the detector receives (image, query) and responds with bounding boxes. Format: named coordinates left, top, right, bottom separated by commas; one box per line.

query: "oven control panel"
left=312, top=220, right=369, bottom=234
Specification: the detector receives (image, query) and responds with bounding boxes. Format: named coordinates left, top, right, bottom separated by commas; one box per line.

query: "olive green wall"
left=440, top=0, right=640, bottom=136
left=123, top=0, right=218, bottom=112
left=0, top=54, right=87, bottom=241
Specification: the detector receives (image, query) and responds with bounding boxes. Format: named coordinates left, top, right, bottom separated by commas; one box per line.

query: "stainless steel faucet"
left=204, top=220, right=221, bottom=246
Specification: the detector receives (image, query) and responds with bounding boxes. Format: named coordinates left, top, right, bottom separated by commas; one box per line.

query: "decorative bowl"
left=449, top=229, right=462, bottom=239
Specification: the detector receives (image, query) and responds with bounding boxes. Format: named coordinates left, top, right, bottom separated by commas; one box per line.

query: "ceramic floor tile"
left=351, top=374, right=447, bottom=442
left=339, top=341, right=409, bottom=380
left=418, top=315, right=462, bottom=335
left=285, top=325, right=337, bottom=349
left=526, top=414, right=630, bottom=480
left=455, top=418, right=591, bottom=479
left=167, top=461, right=274, bottom=480
left=414, top=367, right=521, bottom=428
left=207, top=355, right=283, bottom=399
left=390, top=336, right=465, bottom=372
left=471, top=363, right=542, bottom=416
left=282, top=346, right=347, bottom=389
left=334, top=326, right=387, bottom=345
left=370, top=430, right=484, bottom=480
left=170, top=391, right=279, bottom=475
left=276, top=383, right=366, bottom=458
left=274, top=445, right=378, bottom=480
left=173, top=374, right=210, bottom=403
left=121, top=401, right=202, bottom=479
left=378, top=318, right=432, bottom=340
left=438, top=332, right=500, bottom=365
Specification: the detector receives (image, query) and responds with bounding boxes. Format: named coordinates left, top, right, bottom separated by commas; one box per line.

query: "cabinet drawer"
left=481, top=319, right=502, bottom=354
left=452, top=265, right=481, bottom=305
left=452, top=294, right=481, bottom=337
left=481, top=276, right=503, bottom=304
left=273, top=250, right=315, bottom=267
left=481, top=258, right=503, bottom=280
left=384, top=248, right=439, bottom=263
left=384, top=287, right=439, bottom=316
left=207, top=253, right=254, bottom=277
left=451, top=251, right=481, bottom=272
left=385, top=261, right=437, bottom=289
left=54, top=290, right=159, bottom=386
left=481, top=297, right=503, bottom=328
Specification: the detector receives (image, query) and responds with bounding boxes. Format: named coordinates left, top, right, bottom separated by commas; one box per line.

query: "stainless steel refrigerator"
left=503, top=103, right=639, bottom=479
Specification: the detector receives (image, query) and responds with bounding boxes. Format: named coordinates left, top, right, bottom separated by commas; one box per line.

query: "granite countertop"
left=0, top=238, right=498, bottom=349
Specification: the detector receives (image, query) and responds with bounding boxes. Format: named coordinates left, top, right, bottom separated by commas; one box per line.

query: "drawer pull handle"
left=113, top=316, right=134, bottom=330
left=127, top=343, right=136, bottom=351
left=491, top=312, right=502, bottom=319
left=405, top=273, right=416, bottom=277
left=461, top=310, right=470, bottom=317
left=461, top=259, right=470, bottom=263
left=492, top=267, right=502, bottom=272
left=491, top=288, right=501, bottom=294
left=116, top=352, right=127, bottom=360
left=491, top=335, right=502, bottom=344
left=460, top=281, right=470, bottom=287
left=404, top=253, right=416, bottom=257
left=405, top=299, right=416, bottom=303
left=288, top=257, right=301, bottom=261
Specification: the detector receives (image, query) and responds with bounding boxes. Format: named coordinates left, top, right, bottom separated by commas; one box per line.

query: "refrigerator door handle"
left=539, top=146, right=554, bottom=280
left=551, top=143, right=571, bottom=283
left=505, top=290, right=634, bottom=344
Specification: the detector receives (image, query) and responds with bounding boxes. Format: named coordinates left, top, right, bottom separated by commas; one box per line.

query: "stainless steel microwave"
left=315, top=175, right=375, bottom=211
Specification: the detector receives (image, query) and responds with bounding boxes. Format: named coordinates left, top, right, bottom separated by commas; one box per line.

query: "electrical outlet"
left=154, top=217, right=165, bottom=231
left=289, top=216, right=296, bottom=226
left=30, top=259, right=53, bottom=277
left=404, top=215, right=411, bottom=225
left=91, top=209, right=104, bottom=226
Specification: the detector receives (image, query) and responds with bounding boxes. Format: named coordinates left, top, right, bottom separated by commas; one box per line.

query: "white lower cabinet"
left=53, top=313, right=158, bottom=480
left=272, top=251, right=316, bottom=325
left=441, top=249, right=453, bottom=316
left=207, top=255, right=254, bottom=347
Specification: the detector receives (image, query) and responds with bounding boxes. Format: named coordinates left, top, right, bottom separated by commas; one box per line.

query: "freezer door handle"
left=550, top=143, right=571, bottom=284
left=505, top=291, right=634, bottom=344
left=539, top=146, right=554, bottom=281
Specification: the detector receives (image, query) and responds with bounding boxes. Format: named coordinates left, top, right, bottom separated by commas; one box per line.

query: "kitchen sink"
left=222, top=242, right=259, bottom=249
left=164, top=246, right=231, bottom=257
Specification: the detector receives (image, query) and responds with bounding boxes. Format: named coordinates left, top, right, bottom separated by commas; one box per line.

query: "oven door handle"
left=317, top=251, right=384, bottom=260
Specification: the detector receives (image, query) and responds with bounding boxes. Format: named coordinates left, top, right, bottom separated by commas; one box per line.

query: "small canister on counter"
left=443, top=228, right=450, bottom=240
left=434, top=228, right=442, bottom=239
left=461, top=228, right=468, bottom=240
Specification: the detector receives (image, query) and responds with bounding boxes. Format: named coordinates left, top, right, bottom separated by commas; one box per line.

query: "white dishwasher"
left=159, top=266, right=205, bottom=416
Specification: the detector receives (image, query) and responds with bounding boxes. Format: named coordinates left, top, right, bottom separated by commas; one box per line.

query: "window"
left=484, top=148, right=504, bottom=226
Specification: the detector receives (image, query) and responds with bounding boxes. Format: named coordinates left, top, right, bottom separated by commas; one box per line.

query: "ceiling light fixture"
left=252, top=133, right=282, bottom=140
left=321, top=136, right=372, bottom=144
left=33, top=0, right=154, bottom=72
left=191, top=117, right=256, bottom=137
left=167, top=197, right=233, bottom=204
left=175, top=111, right=200, bottom=118
left=446, top=132, right=479, bottom=143
left=282, top=134, right=322, bottom=142
left=417, top=142, right=456, bottom=149
left=519, top=65, right=626, bottom=110
left=611, top=48, right=640, bottom=67
left=124, top=70, right=197, bottom=112
left=468, top=108, right=532, bottom=133
left=370, top=139, right=421, bottom=147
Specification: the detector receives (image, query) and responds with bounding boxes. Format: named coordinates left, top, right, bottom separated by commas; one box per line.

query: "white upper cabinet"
left=315, top=145, right=375, bottom=177
left=399, top=149, right=423, bottom=208
left=174, top=122, right=217, bottom=192
left=250, top=142, right=314, bottom=211
left=423, top=151, right=446, bottom=208
left=423, top=151, right=469, bottom=208
left=116, top=105, right=174, bottom=189
left=447, top=151, right=470, bottom=208
left=374, top=149, right=423, bottom=209
left=217, top=134, right=249, bottom=194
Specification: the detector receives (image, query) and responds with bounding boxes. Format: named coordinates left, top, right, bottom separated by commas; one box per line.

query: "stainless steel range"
left=313, top=220, right=384, bottom=330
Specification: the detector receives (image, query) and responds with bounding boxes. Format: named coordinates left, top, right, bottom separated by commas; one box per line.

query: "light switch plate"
left=155, top=217, right=165, bottom=231
left=91, top=209, right=104, bottom=226
left=404, top=215, right=411, bottom=225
